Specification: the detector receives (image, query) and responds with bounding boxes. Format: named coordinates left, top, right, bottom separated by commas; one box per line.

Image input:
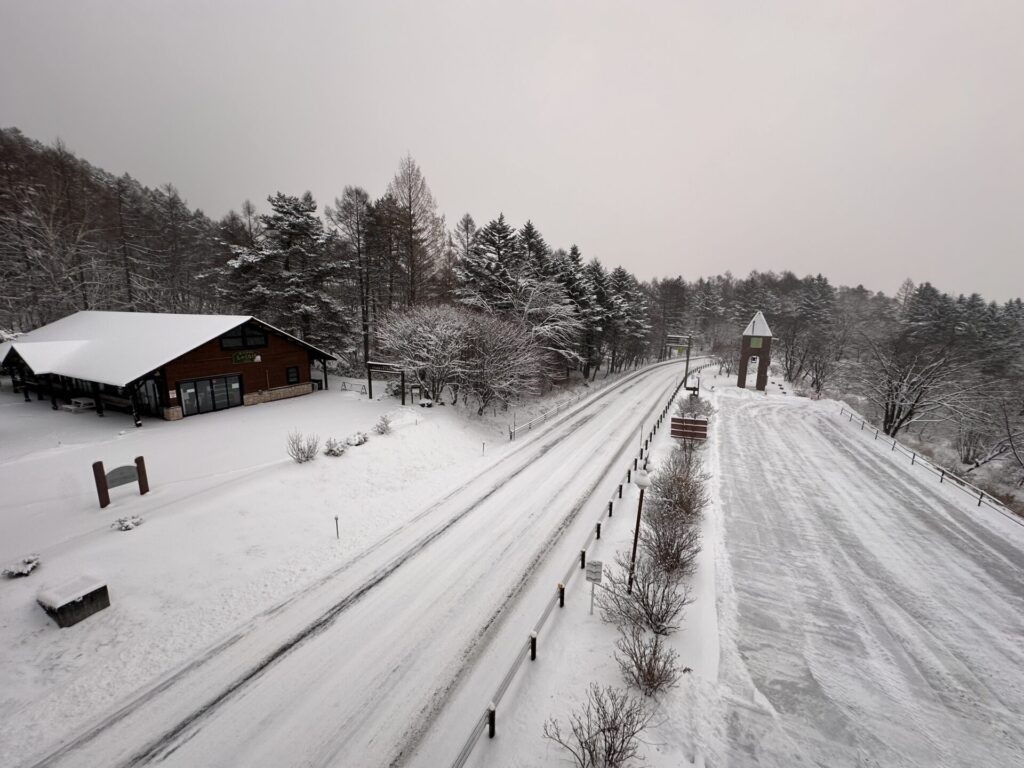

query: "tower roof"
left=742, top=311, right=772, bottom=337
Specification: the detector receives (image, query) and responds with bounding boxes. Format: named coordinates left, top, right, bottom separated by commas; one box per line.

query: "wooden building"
left=0, top=311, right=334, bottom=421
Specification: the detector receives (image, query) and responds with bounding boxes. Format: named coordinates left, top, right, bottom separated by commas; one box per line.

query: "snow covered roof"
left=0, top=311, right=334, bottom=387
left=37, top=574, right=106, bottom=609
left=742, top=311, right=772, bottom=337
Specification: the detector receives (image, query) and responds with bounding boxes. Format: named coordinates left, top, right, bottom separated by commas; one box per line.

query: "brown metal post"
left=400, top=370, right=406, bottom=406
left=558, top=583, right=565, bottom=607
left=93, top=461, right=110, bottom=509
left=608, top=500, right=613, bottom=517
left=366, top=366, right=373, bottom=400
left=596, top=522, right=601, bottom=539
left=134, top=456, right=150, bottom=495
left=530, top=632, right=537, bottom=661
left=488, top=705, right=496, bottom=739
left=580, top=550, right=586, bottom=569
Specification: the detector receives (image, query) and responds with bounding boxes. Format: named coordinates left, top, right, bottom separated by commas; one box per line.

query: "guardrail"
left=451, top=371, right=691, bottom=767
left=508, top=357, right=702, bottom=441
left=836, top=406, right=1022, bottom=528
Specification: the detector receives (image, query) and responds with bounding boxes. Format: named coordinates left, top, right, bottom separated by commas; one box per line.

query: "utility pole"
left=683, top=334, right=693, bottom=384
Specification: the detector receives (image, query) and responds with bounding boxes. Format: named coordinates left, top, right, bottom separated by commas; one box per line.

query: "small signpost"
left=92, top=456, right=150, bottom=509
left=585, top=559, right=602, bottom=615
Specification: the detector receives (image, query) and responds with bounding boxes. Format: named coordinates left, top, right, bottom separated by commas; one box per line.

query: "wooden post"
left=93, top=461, right=110, bottom=509
left=530, top=632, right=537, bottom=661
left=93, top=382, right=105, bottom=417
left=580, top=550, right=586, bottom=569
left=596, top=522, right=601, bottom=540
left=618, top=484, right=622, bottom=498
left=978, top=491, right=984, bottom=507
left=608, top=500, right=613, bottom=517
left=400, top=370, right=405, bottom=406
left=558, top=583, right=565, bottom=608
left=366, top=366, right=373, bottom=400
left=134, top=456, right=150, bottom=495
left=488, top=704, right=496, bottom=739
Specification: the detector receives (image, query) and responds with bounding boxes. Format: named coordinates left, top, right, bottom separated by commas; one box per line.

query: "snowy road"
left=715, top=389, right=1024, bottom=767
left=20, top=360, right=688, bottom=768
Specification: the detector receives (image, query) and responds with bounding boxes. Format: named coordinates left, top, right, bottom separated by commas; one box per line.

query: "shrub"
left=597, top=551, right=692, bottom=635
left=641, top=498, right=702, bottom=577
left=346, top=431, right=369, bottom=446
left=286, top=431, right=320, bottom=463
left=615, top=625, right=681, bottom=696
left=111, top=515, right=144, bottom=531
left=374, top=414, right=393, bottom=435
left=543, top=683, right=652, bottom=768
left=651, top=443, right=709, bottom=525
left=676, top=395, right=715, bottom=420
left=3, top=554, right=40, bottom=578
left=323, top=438, right=346, bottom=457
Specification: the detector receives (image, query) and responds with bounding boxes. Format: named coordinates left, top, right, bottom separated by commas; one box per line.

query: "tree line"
left=1, top=128, right=1021, bottom=492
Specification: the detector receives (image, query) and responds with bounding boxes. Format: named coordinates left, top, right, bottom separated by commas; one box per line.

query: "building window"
left=221, top=324, right=267, bottom=350
left=749, top=337, right=763, bottom=349
left=286, top=366, right=299, bottom=385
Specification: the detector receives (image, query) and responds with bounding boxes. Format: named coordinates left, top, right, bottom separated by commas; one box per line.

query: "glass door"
left=180, top=381, right=198, bottom=416
left=195, top=379, right=214, bottom=413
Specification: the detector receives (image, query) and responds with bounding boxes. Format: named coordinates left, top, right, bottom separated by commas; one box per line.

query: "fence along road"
left=25, top=359, right=688, bottom=768
left=837, top=406, right=1023, bottom=529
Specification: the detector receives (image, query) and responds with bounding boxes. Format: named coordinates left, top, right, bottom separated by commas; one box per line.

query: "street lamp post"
left=627, top=469, right=652, bottom=594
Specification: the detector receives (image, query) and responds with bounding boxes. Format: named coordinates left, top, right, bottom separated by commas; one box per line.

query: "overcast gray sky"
left=1, top=1, right=1021, bottom=300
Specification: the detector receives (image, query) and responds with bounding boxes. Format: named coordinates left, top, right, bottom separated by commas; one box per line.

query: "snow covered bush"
left=323, top=438, right=346, bottom=457
left=615, top=625, right=680, bottom=696
left=286, top=431, right=320, bottom=463
left=111, top=515, right=144, bottom=531
left=542, top=683, right=652, bottom=768
left=374, top=414, right=392, bottom=435
left=651, top=443, right=709, bottom=525
left=676, top=395, right=715, bottom=420
left=346, top=431, right=369, bottom=446
left=641, top=498, right=702, bottom=577
left=597, top=551, right=692, bottom=636
left=3, top=554, right=40, bottom=578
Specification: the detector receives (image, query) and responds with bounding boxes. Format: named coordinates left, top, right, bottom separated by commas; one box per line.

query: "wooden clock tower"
left=737, top=311, right=772, bottom=391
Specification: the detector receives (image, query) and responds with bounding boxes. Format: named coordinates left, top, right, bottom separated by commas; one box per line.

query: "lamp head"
left=634, top=469, right=652, bottom=489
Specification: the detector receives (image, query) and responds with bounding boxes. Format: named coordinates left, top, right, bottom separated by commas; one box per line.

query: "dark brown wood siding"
left=162, top=328, right=311, bottom=398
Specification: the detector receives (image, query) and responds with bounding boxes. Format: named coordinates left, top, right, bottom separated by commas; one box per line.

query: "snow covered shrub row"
left=323, top=438, right=346, bottom=457
left=287, top=431, right=321, bottom=463
left=373, top=414, right=392, bottom=435
left=111, top=515, right=144, bottom=531
left=2, top=554, right=40, bottom=578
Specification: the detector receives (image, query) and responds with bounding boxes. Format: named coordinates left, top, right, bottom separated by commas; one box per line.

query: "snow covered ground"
left=0, top=377, right=496, bottom=765
left=472, top=371, right=1024, bottom=768
left=0, top=361, right=691, bottom=767
left=713, top=385, right=1024, bottom=767
left=5, top=363, right=1021, bottom=768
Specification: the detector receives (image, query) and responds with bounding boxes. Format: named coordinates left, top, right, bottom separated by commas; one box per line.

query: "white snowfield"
left=3, top=361, right=689, bottom=768
left=714, top=388, right=1024, bottom=767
